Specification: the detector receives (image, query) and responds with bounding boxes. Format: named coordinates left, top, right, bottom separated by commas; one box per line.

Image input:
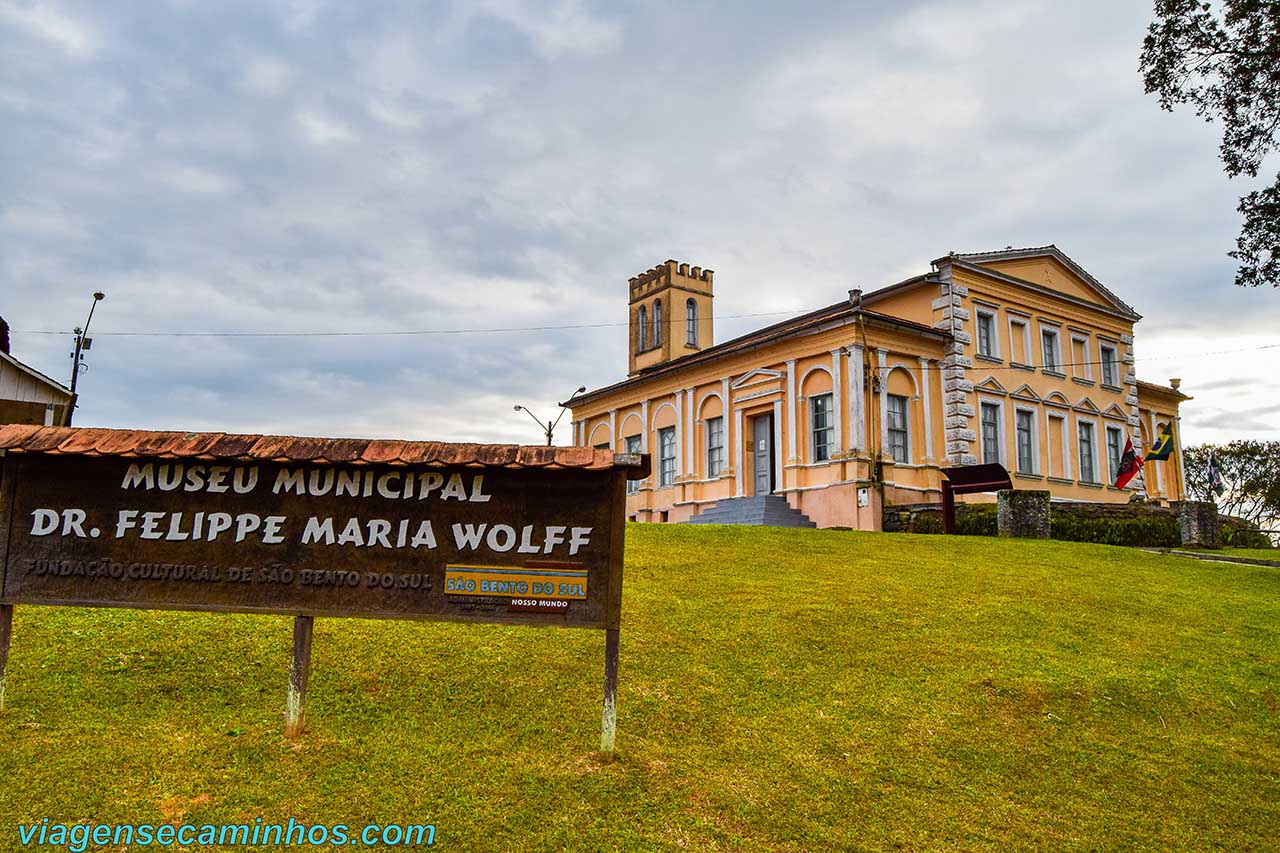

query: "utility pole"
left=514, top=386, right=587, bottom=446
left=66, top=291, right=106, bottom=426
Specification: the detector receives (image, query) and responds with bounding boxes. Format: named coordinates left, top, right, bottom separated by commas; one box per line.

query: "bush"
left=1049, top=514, right=1180, bottom=548
left=955, top=506, right=997, bottom=537
left=1220, top=525, right=1273, bottom=548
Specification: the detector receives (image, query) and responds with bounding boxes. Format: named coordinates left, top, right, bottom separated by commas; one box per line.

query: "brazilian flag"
left=1145, top=425, right=1175, bottom=462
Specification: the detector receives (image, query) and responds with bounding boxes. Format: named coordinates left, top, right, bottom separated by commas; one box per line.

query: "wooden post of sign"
left=285, top=615, right=314, bottom=738
left=0, top=604, right=13, bottom=712
left=600, top=627, right=620, bottom=752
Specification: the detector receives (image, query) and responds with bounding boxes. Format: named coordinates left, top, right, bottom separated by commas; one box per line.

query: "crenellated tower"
left=627, top=259, right=714, bottom=377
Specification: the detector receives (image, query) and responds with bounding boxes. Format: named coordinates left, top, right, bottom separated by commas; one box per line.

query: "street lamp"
left=65, top=291, right=106, bottom=426
left=514, top=386, right=587, bottom=446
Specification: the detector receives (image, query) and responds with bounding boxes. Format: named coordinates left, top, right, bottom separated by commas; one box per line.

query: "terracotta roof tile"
left=0, top=425, right=647, bottom=475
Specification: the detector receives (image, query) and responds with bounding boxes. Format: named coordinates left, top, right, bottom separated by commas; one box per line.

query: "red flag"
left=1114, top=437, right=1144, bottom=489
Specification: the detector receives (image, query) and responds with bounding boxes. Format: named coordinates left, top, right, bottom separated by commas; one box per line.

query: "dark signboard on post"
left=0, top=425, right=644, bottom=748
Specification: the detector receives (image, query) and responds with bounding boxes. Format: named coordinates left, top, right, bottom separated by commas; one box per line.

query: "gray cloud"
left=2, top=0, right=1277, bottom=447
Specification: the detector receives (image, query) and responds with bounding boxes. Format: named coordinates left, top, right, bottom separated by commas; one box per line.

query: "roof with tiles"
left=0, top=425, right=647, bottom=473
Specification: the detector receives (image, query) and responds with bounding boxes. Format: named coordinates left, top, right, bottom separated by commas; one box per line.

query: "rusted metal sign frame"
left=0, top=437, right=643, bottom=752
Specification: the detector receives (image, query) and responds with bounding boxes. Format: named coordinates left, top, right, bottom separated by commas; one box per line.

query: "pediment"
left=975, top=376, right=1008, bottom=395
left=1074, top=396, right=1101, bottom=414
left=1043, top=391, right=1071, bottom=408
left=1010, top=384, right=1041, bottom=402
left=731, top=368, right=784, bottom=389
left=1102, top=403, right=1128, bottom=420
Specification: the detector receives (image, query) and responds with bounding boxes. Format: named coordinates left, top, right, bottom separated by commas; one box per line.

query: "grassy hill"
left=1, top=526, right=1277, bottom=851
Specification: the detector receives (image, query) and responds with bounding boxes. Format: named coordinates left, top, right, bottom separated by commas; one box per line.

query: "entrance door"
left=753, top=414, right=774, bottom=495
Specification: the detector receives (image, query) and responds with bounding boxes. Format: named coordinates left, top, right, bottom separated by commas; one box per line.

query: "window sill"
left=1046, top=476, right=1075, bottom=485
left=635, top=345, right=662, bottom=355
left=1042, top=369, right=1067, bottom=379
left=975, top=354, right=1003, bottom=365
left=1010, top=363, right=1036, bottom=372
left=1014, top=472, right=1043, bottom=480
left=1100, top=383, right=1124, bottom=393
left=1077, top=481, right=1104, bottom=489
left=1071, top=377, right=1095, bottom=387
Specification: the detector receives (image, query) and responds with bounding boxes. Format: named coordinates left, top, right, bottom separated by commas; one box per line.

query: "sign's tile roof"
left=0, top=425, right=642, bottom=472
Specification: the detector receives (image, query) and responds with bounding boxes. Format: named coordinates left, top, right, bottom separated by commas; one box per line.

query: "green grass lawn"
left=1200, top=546, right=1280, bottom=562
left=2, top=525, right=1278, bottom=851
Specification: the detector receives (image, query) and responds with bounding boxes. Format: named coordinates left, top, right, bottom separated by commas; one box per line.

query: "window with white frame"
left=980, top=401, right=1002, bottom=464
left=1100, top=342, right=1119, bottom=387
left=657, top=426, right=675, bottom=487
left=625, top=434, right=642, bottom=494
left=705, top=416, right=725, bottom=477
left=886, top=394, right=909, bottom=463
left=1070, top=334, right=1091, bottom=380
left=811, top=393, right=834, bottom=462
left=686, top=299, right=698, bottom=347
left=976, top=309, right=998, bottom=359
left=1078, top=421, right=1098, bottom=483
left=636, top=306, right=647, bottom=351
left=1106, top=425, right=1124, bottom=484
left=652, top=300, right=663, bottom=347
left=1015, top=409, right=1036, bottom=474
left=1041, top=328, right=1061, bottom=373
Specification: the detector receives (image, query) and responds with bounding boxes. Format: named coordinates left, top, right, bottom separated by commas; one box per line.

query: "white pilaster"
left=830, top=349, right=843, bottom=454
left=640, top=400, right=650, bottom=453
left=919, top=356, right=934, bottom=461
left=877, top=348, right=889, bottom=452
left=786, top=358, right=798, bottom=462
left=773, top=399, right=784, bottom=492
left=848, top=345, right=865, bottom=451
left=686, top=388, right=696, bottom=476
left=673, top=394, right=683, bottom=478
left=608, top=409, right=617, bottom=450
left=734, top=408, right=744, bottom=497
left=45, top=403, right=55, bottom=426
left=1150, top=411, right=1164, bottom=494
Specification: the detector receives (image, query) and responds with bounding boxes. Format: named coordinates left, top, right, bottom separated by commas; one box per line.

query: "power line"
left=12, top=310, right=803, bottom=338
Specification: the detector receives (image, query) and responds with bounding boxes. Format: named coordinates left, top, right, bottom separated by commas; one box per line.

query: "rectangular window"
left=1100, top=343, right=1118, bottom=386
left=811, top=394, right=834, bottom=462
left=1106, top=426, right=1124, bottom=483
left=886, top=394, right=909, bottom=463
left=1016, top=409, right=1035, bottom=474
left=976, top=310, right=997, bottom=358
left=980, top=402, right=1001, bottom=464
left=625, top=435, right=642, bottom=494
left=1078, top=421, right=1097, bottom=483
left=705, top=416, right=725, bottom=477
left=1042, top=329, right=1060, bottom=372
left=1010, top=319, right=1028, bottom=364
left=1048, top=414, right=1067, bottom=478
left=658, top=427, right=675, bottom=488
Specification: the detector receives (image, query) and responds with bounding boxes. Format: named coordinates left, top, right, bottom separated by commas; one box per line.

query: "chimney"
left=0, top=315, right=9, bottom=354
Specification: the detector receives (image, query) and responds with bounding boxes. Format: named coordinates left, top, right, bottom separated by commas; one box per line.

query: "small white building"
left=0, top=317, right=72, bottom=427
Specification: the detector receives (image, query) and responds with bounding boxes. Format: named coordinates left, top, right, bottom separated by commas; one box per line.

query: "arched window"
left=652, top=299, right=663, bottom=346
left=636, top=305, right=648, bottom=351
left=686, top=299, right=698, bottom=346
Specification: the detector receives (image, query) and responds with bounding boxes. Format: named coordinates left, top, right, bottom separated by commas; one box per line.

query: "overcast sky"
left=2, top=0, right=1277, bottom=447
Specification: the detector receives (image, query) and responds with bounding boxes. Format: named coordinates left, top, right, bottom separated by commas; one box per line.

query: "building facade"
left=568, top=247, right=1189, bottom=529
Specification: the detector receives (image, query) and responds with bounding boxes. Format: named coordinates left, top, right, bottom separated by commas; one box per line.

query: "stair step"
left=685, top=495, right=817, bottom=528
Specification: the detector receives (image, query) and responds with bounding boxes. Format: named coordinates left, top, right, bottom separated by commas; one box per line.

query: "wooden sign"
left=0, top=426, right=644, bottom=749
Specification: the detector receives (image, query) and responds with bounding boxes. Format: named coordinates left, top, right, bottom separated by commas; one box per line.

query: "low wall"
left=883, top=498, right=1268, bottom=547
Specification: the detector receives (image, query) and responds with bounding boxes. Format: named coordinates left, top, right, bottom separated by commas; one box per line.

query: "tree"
left=1140, top=0, right=1280, bottom=287
left=1183, top=441, right=1280, bottom=533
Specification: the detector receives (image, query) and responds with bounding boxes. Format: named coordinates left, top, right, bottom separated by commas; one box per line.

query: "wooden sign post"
left=0, top=426, right=644, bottom=752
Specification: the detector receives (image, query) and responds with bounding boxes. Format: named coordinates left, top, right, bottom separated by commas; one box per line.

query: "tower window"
left=636, top=305, right=647, bottom=351
left=686, top=299, right=698, bottom=346
left=652, top=299, right=662, bottom=346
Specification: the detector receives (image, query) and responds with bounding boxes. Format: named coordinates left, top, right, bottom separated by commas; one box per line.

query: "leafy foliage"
left=1141, top=0, right=1280, bottom=286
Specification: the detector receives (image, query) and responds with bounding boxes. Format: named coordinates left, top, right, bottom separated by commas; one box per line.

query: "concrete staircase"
left=685, top=494, right=817, bottom=528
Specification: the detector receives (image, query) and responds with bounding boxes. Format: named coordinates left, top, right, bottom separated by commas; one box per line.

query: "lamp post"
left=514, top=386, right=587, bottom=446
left=65, top=291, right=106, bottom=426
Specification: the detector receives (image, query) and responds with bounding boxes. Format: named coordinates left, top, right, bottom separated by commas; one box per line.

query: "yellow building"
left=568, top=247, right=1189, bottom=529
